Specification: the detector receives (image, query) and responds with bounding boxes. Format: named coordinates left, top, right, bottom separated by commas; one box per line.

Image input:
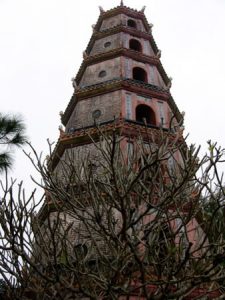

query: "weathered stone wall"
left=90, top=33, right=122, bottom=56
left=39, top=208, right=107, bottom=264
left=153, top=66, right=167, bottom=88
left=79, top=57, right=121, bottom=87
left=100, top=14, right=122, bottom=31
left=54, top=142, right=103, bottom=177
left=66, top=90, right=121, bottom=131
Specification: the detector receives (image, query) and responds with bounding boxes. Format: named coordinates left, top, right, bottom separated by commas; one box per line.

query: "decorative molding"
left=61, top=77, right=181, bottom=127
left=75, top=48, right=169, bottom=86
left=49, top=118, right=185, bottom=171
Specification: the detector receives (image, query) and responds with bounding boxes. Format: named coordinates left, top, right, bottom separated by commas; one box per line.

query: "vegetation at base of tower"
left=0, top=113, right=26, bottom=172
left=0, top=128, right=225, bottom=299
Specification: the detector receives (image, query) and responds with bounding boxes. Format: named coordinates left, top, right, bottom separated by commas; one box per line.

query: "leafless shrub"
left=0, top=129, right=225, bottom=299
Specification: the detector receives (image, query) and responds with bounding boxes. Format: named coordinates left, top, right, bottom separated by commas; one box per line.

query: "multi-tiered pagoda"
left=50, top=1, right=183, bottom=170
left=37, top=2, right=221, bottom=299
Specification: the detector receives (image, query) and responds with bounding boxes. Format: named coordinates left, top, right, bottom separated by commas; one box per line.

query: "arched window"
left=136, top=104, right=156, bottom=125
left=133, top=67, right=147, bottom=83
left=127, top=19, right=137, bottom=28
left=129, top=39, right=142, bottom=52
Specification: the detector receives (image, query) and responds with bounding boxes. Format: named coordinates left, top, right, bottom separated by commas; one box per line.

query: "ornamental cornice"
left=61, top=78, right=178, bottom=127
left=75, top=48, right=169, bottom=86
left=50, top=119, right=185, bottom=171
left=75, top=78, right=169, bottom=99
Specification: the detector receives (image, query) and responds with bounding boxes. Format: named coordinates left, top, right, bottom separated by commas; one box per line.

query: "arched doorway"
left=133, top=67, right=147, bottom=83
left=136, top=104, right=156, bottom=125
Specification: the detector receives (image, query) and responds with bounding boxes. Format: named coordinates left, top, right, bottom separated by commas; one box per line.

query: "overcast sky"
left=0, top=0, right=225, bottom=194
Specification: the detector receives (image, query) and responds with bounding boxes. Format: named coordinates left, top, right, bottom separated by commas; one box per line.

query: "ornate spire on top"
left=120, top=0, right=124, bottom=6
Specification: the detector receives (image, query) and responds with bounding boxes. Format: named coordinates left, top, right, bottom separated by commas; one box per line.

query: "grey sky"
left=0, top=0, right=225, bottom=192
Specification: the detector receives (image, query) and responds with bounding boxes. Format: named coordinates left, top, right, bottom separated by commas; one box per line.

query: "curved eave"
left=76, top=78, right=170, bottom=100
left=61, top=78, right=173, bottom=126
left=50, top=119, right=185, bottom=171
left=75, top=47, right=169, bottom=86
left=85, top=25, right=158, bottom=58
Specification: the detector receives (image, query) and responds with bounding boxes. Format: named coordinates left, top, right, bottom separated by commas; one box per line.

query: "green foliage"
left=0, top=114, right=26, bottom=172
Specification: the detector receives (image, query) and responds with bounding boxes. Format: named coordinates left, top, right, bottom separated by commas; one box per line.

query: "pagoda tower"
left=50, top=2, right=184, bottom=172
left=34, top=3, right=223, bottom=299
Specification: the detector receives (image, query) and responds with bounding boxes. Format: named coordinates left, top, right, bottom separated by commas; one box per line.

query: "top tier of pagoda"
left=60, top=2, right=182, bottom=134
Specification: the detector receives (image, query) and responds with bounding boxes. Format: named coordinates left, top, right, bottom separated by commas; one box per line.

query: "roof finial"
left=140, top=6, right=146, bottom=13
left=120, top=0, right=124, bottom=6
left=166, top=77, right=173, bottom=90
left=83, top=51, right=88, bottom=59
left=98, top=6, right=105, bottom=14
left=71, top=77, right=77, bottom=89
left=156, top=50, right=161, bottom=58
left=92, top=24, right=96, bottom=33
